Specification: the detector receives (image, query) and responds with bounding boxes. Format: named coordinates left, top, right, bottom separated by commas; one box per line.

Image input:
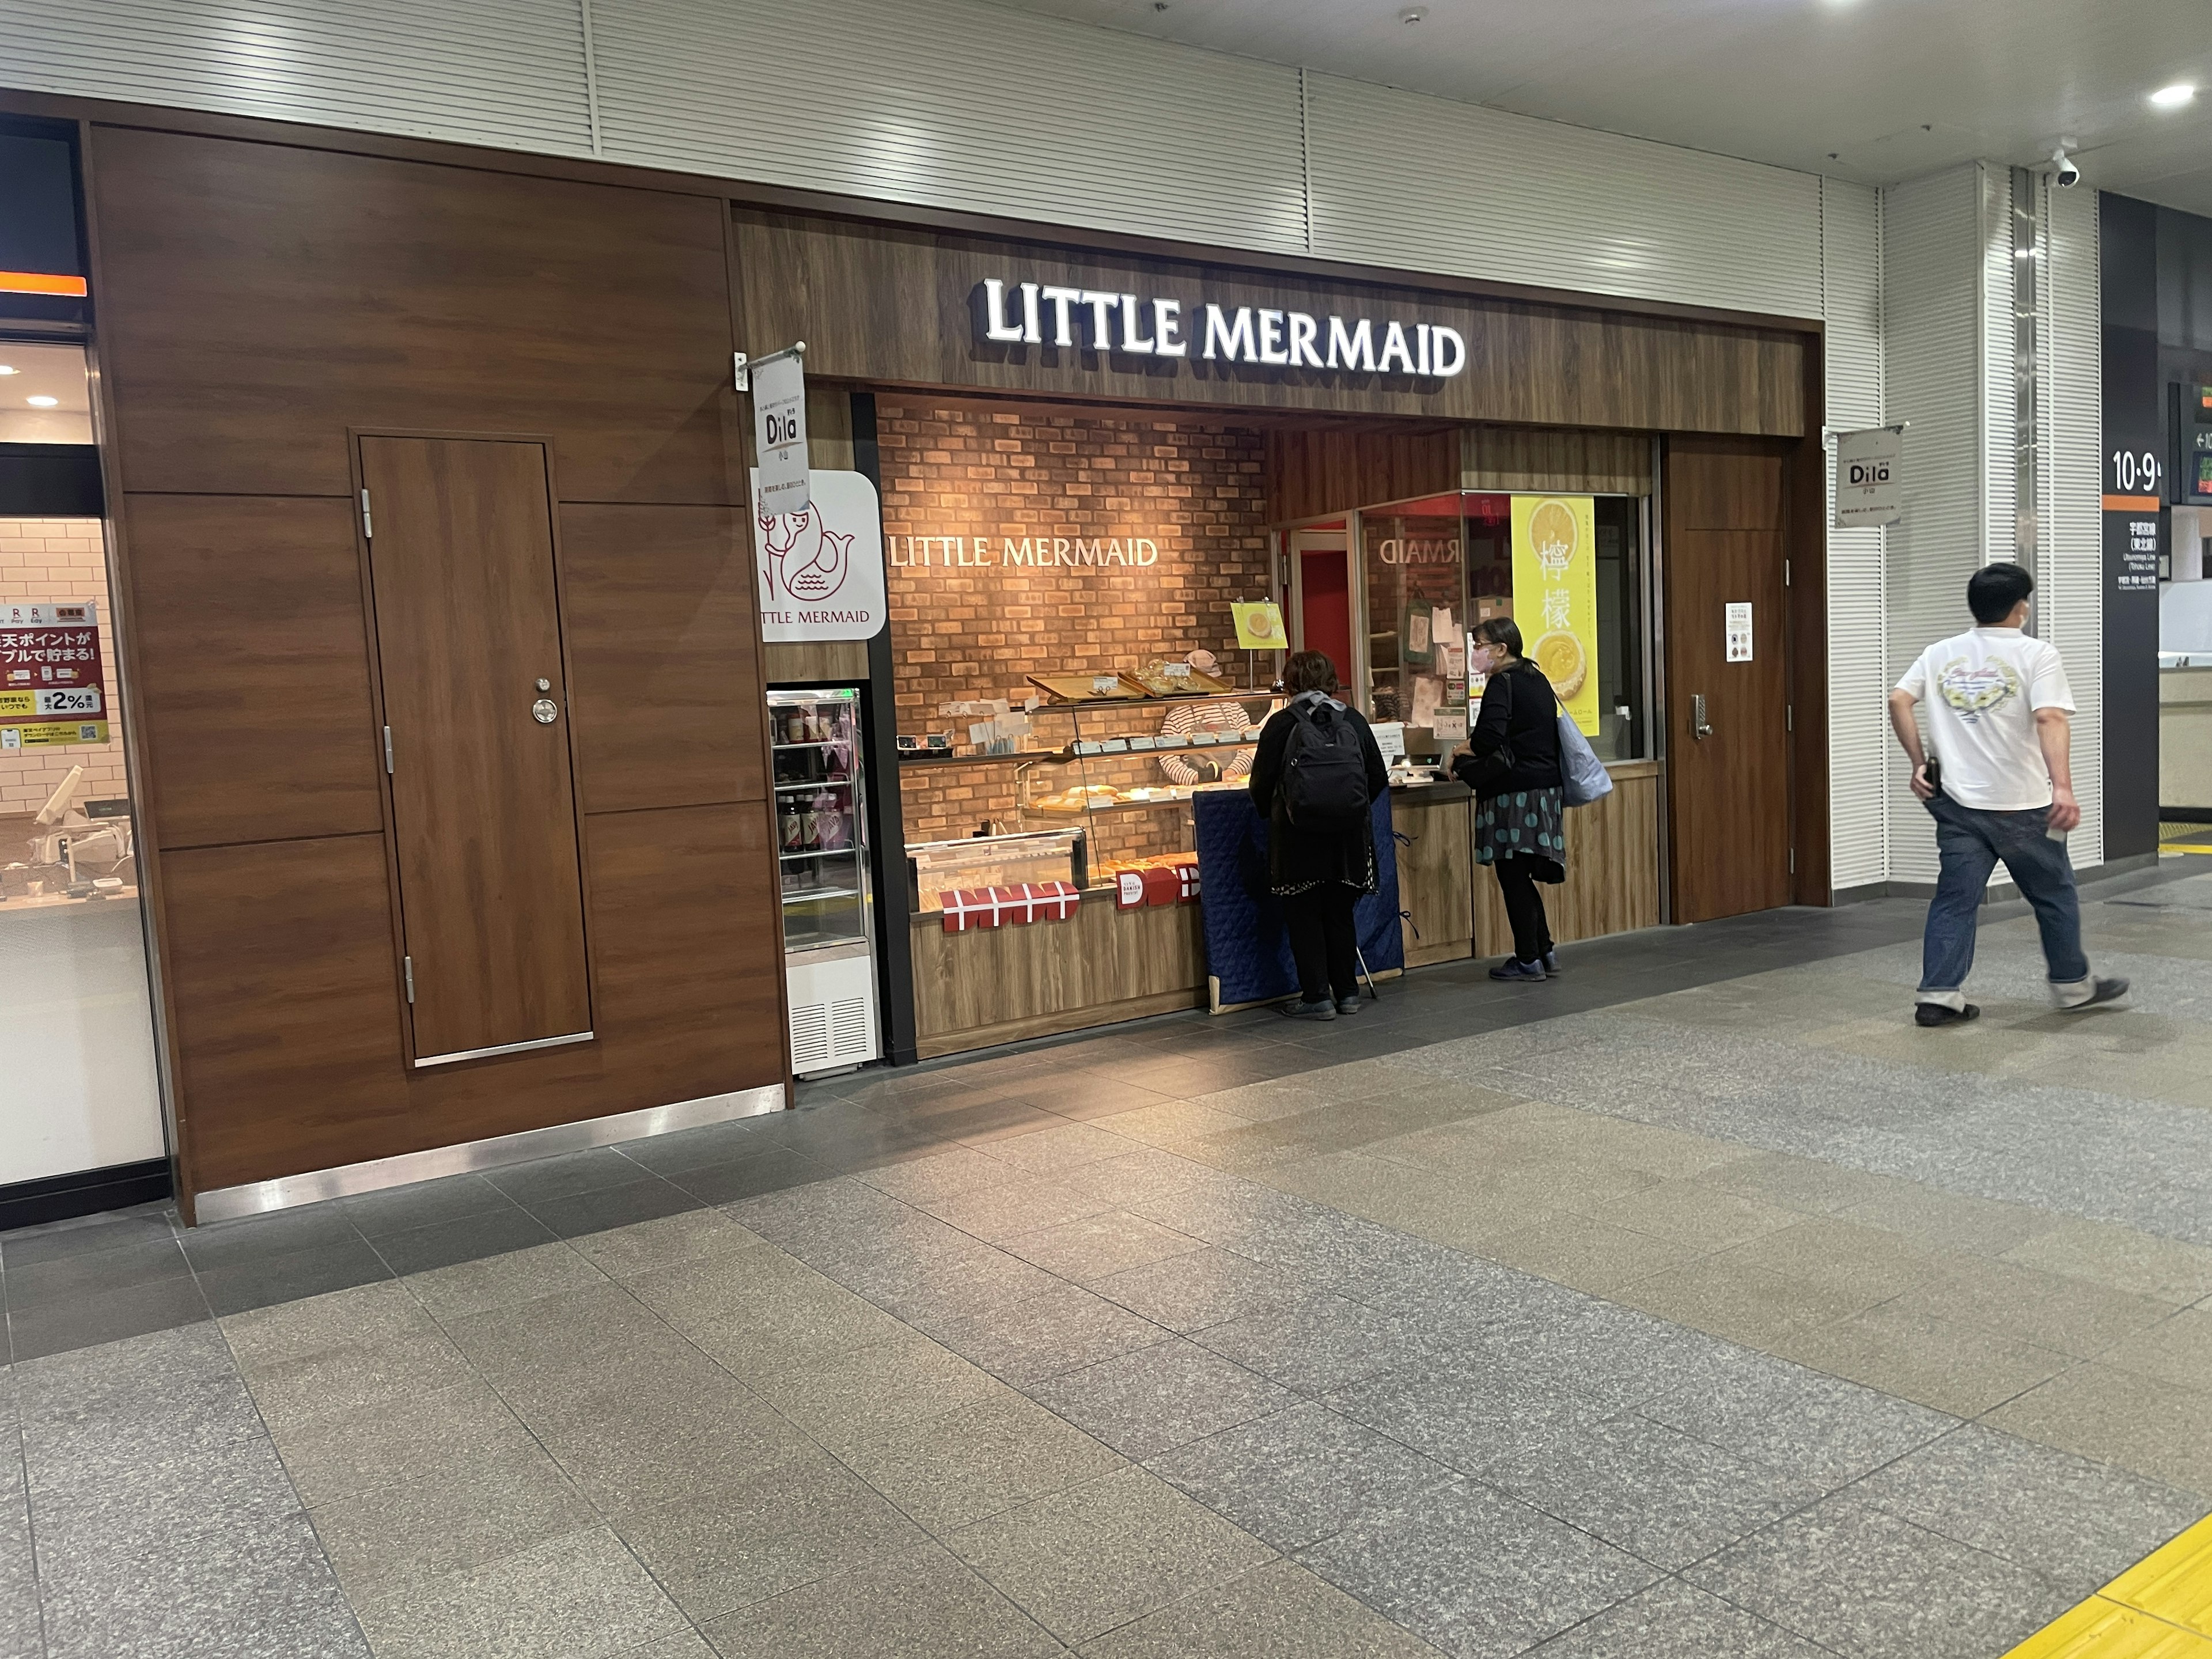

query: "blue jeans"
left=1919, top=796, right=2089, bottom=1007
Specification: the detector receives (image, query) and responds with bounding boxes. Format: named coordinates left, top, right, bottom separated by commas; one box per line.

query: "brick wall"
left=880, top=399, right=1271, bottom=847
left=0, top=518, right=130, bottom=817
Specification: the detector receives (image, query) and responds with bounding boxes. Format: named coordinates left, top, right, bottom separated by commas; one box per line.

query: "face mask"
left=1469, top=645, right=1497, bottom=676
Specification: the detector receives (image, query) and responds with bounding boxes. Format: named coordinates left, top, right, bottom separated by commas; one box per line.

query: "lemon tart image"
left=1529, top=498, right=1578, bottom=560
left=1531, top=629, right=1586, bottom=700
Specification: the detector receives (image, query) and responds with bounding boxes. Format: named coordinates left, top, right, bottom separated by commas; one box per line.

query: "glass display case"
left=897, top=690, right=1273, bottom=899
left=770, top=686, right=878, bottom=1075
left=907, top=826, right=1087, bottom=911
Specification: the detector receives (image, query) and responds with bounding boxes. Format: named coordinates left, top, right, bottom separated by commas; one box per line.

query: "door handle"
left=531, top=696, right=559, bottom=725
left=1691, top=694, right=1713, bottom=741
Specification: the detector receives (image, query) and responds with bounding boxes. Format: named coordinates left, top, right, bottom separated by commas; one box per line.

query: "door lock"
left=535, top=677, right=551, bottom=691
left=1691, top=694, right=1713, bottom=740
left=531, top=697, right=559, bottom=725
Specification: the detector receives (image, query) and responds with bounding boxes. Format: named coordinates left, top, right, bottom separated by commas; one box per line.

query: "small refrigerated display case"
left=770, top=687, right=879, bottom=1076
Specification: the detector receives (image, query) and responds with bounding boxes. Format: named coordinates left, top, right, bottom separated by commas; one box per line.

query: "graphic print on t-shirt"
left=1936, top=658, right=2021, bottom=722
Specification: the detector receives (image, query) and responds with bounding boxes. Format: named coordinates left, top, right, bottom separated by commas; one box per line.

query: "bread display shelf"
left=1027, top=672, right=1247, bottom=703
left=895, top=732, right=1260, bottom=768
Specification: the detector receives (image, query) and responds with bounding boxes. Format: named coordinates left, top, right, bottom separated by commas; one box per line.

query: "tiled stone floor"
left=4, top=865, right=2211, bottom=1657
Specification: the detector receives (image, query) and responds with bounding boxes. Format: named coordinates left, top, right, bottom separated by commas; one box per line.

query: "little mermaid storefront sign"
left=976, top=278, right=1468, bottom=380
left=750, top=468, right=888, bottom=642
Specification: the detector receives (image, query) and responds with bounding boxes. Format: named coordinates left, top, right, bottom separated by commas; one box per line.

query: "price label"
left=1162, top=662, right=1191, bottom=680
left=1090, top=675, right=1119, bottom=695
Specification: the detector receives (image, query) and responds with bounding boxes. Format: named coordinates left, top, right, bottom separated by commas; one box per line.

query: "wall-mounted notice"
left=0, top=600, right=108, bottom=747
left=1509, top=496, right=1600, bottom=735
left=751, top=469, right=887, bottom=642
left=1835, top=426, right=1903, bottom=528
left=1725, top=601, right=1754, bottom=662
left=751, top=346, right=809, bottom=517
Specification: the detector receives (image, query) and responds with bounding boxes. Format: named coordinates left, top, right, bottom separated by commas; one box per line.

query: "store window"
left=1366, top=489, right=1648, bottom=760
left=1, top=341, right=165, bottom=1190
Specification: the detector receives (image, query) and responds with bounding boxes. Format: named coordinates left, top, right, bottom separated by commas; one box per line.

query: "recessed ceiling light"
left=2152, top=83, right=2197, bottom=107
left=0, top=366, right=17, bottom=376
left=26, top=395, right=58, bottom=408
left=1398, top=5, right=1426, bottom=21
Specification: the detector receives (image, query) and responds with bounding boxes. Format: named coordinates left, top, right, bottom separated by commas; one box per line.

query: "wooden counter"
left=906, top=759, right=1664, bottom=1057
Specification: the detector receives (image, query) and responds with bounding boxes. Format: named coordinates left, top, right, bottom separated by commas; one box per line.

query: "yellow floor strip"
left=2004, top=1518, right=2212, bottom=1657
left=2162, top=846, right=2212, bottom=854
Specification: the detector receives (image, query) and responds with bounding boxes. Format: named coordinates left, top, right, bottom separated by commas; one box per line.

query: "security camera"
left=2051, top=147, right=2081, bottom=188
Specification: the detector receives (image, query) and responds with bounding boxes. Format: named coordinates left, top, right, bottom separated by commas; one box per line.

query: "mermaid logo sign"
left=749, top=469, right=888, bottom=642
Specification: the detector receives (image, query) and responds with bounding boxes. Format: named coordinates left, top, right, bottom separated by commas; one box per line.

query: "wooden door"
left=1664, top=438, right=1792, bottom=923
left=360, top=435, right=593, bottom=1062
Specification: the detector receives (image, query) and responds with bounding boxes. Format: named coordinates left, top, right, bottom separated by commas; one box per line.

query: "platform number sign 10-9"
left=2111, top=449, right=2162, bottom=496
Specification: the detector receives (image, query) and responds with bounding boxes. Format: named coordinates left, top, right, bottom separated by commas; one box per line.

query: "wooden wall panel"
left=764, top=641, right=869, bottom=684
left=89, top=126, right=742, bottom=503
left=560, top=503, right=767, bottom=813
left=1265, top=426, right=1460, bottom=523
left=161, top=835, right=412, bottom=1188
left=1471, top=766, right=1662, bottom=954
left=734, top=212, right=1808, bottom=438
left=1463, top=427, right=1653, bottom=494
left=124, top=494, right=384, bottom=849
left=1395, top=790, right=1475, bottom=967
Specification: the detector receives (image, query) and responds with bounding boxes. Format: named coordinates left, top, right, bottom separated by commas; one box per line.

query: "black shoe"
left=1540, top=952, right=1560, bottom=975
left=1278, top=998, right=1337, bottom=1021
left=1335, top=995, right=1361, bottom=1015
left=2059, top=976, right=2130, bottom=1012
left=1914, top=1002, right=1980, bottom=1027
left=1490, top=958, right=1546, bottom=982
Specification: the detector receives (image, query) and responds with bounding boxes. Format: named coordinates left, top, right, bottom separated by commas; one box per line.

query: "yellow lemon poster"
left=1510, top=495, right=1599, bottom=735
left=1230, top=600, right=1285, bottom=651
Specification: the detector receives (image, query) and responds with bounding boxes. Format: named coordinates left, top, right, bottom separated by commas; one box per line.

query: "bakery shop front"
left=738, top=210, right=1830, bottom=1063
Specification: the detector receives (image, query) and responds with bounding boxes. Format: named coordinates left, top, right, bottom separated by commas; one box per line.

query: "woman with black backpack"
left=1451, top=617, right=1567, bottom=982
left=1248, top=650, right=1391, bottom=1021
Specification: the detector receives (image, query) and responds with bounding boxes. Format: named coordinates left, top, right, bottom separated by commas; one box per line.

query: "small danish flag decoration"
left=940, top=881, right=1083, bottom=931
left=938, top=889, right=999, bottom=932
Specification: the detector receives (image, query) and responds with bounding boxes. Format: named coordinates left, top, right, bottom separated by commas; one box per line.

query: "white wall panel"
left=1882, top=164, right=1989, bottom=883
left=1303, top=73, right=1823, bottom=321
left=2043, top=182, right=2103, bottom=868
left=0, top=0, right=594, bottom=156
left=1980, top=163, right=2019, bottom=575
left=1822, top=177, right=1889, bottom=891
left=591, top=0, right=1308, bottom=252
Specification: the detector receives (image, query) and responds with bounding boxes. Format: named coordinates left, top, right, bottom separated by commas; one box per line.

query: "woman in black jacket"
left=1450, top=618, right=1567, bottom=981
left=1247, top=650, right=1391, bottom=1021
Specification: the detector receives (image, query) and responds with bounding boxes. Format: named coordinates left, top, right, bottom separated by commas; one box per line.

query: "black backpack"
left=1280, top=699, right=1370, bottom=829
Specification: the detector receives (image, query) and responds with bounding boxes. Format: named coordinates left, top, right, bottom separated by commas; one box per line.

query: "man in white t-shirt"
left=1888, top=563, right=2127, bottom=1027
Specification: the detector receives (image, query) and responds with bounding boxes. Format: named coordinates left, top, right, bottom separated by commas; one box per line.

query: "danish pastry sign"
left=750, top=469, right=888, bottom=642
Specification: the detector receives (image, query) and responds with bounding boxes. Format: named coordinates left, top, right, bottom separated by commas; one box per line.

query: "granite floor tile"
left=948, top=1466, right=1275, bottom=1646
left=566, top=1210, right=768, bottom=1280
left=0, top=1237, right=191, bottom=1308
left=624, top=1252, right=908, bottom=1381
left=604, top=1116, right=774, bottom=1177
left=611, top=1630, right=717, bottom=1659
left=1016, top=1074, right=1181, bottom=1123
left=1834, top=1181, right=2063, bottom=1259
left=1486, top=1412, right=1827, bottom=1571
left=1482, top=1214, right=1706, bottom=1298
left=1615, top=1255, right=1889, bottom=1350
left=28, top=1430, right=300, bottom=1551
left=699, top=1540, right=1062, bottom=1659
left=1079, top=1556, right=1440, bottom=1658
left=981, top=1123, right=1143, bottom=1176
left=1145, top=1401, right=1454, bottom=1552
left=1844, top=1421, right=2207, bottom=1584
left=1766, top=1304, right=2072, bottom=1418
left=613, top=1449, right=929, bottom=1620
left=521, top=1174, right=705, bottom=1239
left=1683, top=1497, right=2072, bottom=1659
left=271, top=1377, right=541, bottom=1509
left=1523, top=1578, right=1836, bottom=1658
left=528, top=1376, right=819, bottom=1516
left=1028, top=1338, right=1298, bottom=1461
left=853, top=1146, right=1025, bottom=1206
left=1190, top=1292, right=1441, bottom=1395
left=1884, top=1254, right=2180, bottom=1359
left=841, top=1392, right=1126, bottom=1535
left=338, top=1174, right=525, bottom=1238
left=484, top=1147, right=663, bottom=1207
left=915, top=1177, right=1119, bottom=1244
left=1636, top=1349, right=1956, bottom=1488
left=369, top=1205, right=563, bottom=1277
left=4, top=1275, right=211, bottom=1363
left=238, top=1327, right=476, bottom=1438
left=37, top=1505, right=369, bottom=1659
left=193, top=1236, right=397, bottom=1320
left=923, top=1281, right=1171, bottom=1387
left=219, top=1279, right=438, bottom=1373
left=663, top=1146, right=835, bottom=1206
left=1982, top=1363, right=2212, bottom=1496
left=1054, top=1148, right=1228, bottom=1210
left=1703, top=1215, right=1946, bottom=1304
left=1999, top=1217, right=2212, bottom=1303
left=0, top=1207, right=175, bottom=1268
left=438, top=1282, right=708, bottom=1401
left=1001, top=1210, right=1206, bottom=1285
left=349, top=1524, right=685, bottom=1659
left=748, top=1330, right=1012, bottom=1453
left=1297, top=1478, right=1662, bottom=1659
left=1086, top=1246, right=1306, bottom=1334
left=22, top=1364, right=267, bottom=1494
left=403, top=1240, right=609, bottom=1321
left=1324, top=1356, right=1611, bottom=1477
left=2097, top=1307, right=2212, bottom=1394
left=307, top=1446, right=600, bottom=1597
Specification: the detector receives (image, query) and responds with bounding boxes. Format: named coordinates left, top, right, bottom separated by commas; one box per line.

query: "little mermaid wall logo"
left=749, top=469, right=888, bottom=643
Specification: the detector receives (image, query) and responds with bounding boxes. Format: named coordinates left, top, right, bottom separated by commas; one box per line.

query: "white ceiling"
left=0, top=343, right=93, bottom=445
left=990, top=0, right=2212, bottom=217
